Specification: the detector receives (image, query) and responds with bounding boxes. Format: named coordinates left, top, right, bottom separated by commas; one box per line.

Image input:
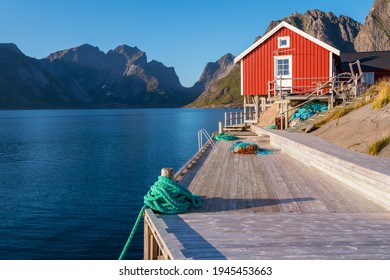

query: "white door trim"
left=274, top=55, right=293, bottom=90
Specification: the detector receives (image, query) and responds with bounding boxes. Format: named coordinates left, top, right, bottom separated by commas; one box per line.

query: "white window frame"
left=278, top=36, right=290, bottom=49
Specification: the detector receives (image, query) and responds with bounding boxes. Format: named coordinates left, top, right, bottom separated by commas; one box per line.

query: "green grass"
left=372, top=81, right=390, bottom=109
left=368, top=135, right=390, bottom=156
left=315, top=105, right=355, bottom=127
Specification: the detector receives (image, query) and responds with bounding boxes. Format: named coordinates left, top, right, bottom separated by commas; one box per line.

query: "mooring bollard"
left=161, top=168, right=174, bottom=179
left=218, top=121, right=223, bottom=134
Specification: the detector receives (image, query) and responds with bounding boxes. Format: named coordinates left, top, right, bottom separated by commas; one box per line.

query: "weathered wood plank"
left=155, top=212, right=390, bottom=259
left=148, top=133, right=390, bottom=260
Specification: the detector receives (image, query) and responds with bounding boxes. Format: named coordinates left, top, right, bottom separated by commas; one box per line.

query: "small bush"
left=368, top=135, right=390, bottom=155
left=372, top=82, right=390, bottom=109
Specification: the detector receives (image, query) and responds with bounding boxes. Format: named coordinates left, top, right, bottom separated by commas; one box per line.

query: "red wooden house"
left=234, top=21, right=341, bottom=123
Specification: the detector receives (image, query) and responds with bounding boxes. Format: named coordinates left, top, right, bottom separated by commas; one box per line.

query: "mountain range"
left=0, top=0, right=388, bottom=109
left=0, top=43, right=204, bottom=109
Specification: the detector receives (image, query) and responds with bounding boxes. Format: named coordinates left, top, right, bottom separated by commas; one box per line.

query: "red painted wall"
left=242, top=27, right=331, bottom=96
left=375, top=71, right=390, bottom=82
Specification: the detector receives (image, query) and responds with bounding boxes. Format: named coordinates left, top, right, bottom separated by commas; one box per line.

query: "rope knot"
left=144, top=176, right=202, bottom=214
left=119, top=175, right=202, bottom=259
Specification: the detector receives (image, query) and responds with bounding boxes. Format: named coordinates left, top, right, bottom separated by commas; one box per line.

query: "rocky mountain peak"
left=354, top=0, right=390, bottom=51
left=0, top=43, right=23, bottom=54
left=46, top=43, right=106, bottom=68
left=113, top=44, right=140, bottom=57
left=112, top=44, right=147, bottom=66
left=198, top=53, right=235, bottom=87
left=264, top=10, right=362, bottom=52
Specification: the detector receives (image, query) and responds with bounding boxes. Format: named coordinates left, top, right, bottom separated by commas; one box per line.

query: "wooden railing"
left=224, top=111, right=257, bottom=127
left=267, top=73, right=365, bottom=100
left=267, top=76, right=333, bottom=98
left=224, top=111, right=244, bottom=127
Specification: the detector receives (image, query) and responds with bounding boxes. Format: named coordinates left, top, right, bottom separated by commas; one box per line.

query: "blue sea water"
left=0, top=108, right=228, bottom=260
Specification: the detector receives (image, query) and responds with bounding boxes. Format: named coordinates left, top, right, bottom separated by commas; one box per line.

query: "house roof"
left=234, top=21, right=340, bottom=63
left=340, top=51, right=390, bottom=72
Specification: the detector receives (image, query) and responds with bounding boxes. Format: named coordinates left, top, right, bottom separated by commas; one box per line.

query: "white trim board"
left=234, top=21, right=340, bottom=63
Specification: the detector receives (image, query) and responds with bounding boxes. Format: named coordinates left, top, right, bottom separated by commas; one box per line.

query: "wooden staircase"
left=286, top=112, right=326, bottom=133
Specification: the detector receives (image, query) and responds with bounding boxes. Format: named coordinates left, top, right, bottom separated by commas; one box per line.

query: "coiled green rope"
left=214, top=132, right=238, bottom=141
left=118, top=176, right=202, bottom=260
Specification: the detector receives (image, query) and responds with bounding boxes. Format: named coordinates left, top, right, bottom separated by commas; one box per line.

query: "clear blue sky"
left=0, top=0, right=374, bottom=87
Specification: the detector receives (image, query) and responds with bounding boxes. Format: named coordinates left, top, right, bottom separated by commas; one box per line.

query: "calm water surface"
left=0, top=108, right=228, bottom=259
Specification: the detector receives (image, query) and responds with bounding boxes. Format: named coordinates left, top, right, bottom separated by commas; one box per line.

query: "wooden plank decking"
left=146, top=135, right=390, bottom=260
left=180, top=140, right=386, bottom=214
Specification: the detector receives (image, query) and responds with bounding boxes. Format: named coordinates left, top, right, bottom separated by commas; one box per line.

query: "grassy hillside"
left=313, top=79, right=390, bottom=158
left=187, top=65, right=241, bottom=108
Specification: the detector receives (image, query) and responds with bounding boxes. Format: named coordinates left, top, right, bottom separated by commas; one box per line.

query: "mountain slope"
left=313, top=94, right=390, bottom=158
left=187, top=53, right=240, bottom=107
left=354, top=0, right=390, bottom=51
left=0, top=43, right=86, bottom=108
left=187, top=63, right=241, bottom=108
left=264, top=10, right=362, bottom=52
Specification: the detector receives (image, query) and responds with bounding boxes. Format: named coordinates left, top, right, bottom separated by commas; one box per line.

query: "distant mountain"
left=44, top=44, right=198, bottom=107
left=0, top=43, right=201, bottom=109
left=0, top=43, right=82, bottom=108
left=188, top=53, right=240, bottom=107
left=263, top=9, right=362, bottom=52
left=354, top=0, right=390, bottom=51
left=196, top=53, right=235, bottom=90
left=187, top=63, right=241, bottom=108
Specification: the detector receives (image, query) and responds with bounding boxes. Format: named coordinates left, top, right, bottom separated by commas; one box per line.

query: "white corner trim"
left=240, top=60, right=244, bottom=95
left=234, top=21, right=340, bottom=63
left=329, top=51, right=333, bottom=78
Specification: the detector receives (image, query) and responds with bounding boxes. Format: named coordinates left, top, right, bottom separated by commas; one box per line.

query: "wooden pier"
left=143, top=129, right=390, bottom=260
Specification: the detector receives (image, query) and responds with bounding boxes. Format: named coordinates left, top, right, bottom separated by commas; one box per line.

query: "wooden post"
left=267, top=81, right=270, bottom=98
left=218, top=122, right=223, bottom=134
left=243, top=96, right=247, bottom=122
left=161, top=168, right=174, bottom=179
left=255, top=95, right=259, bottom=123
left=144, top=217, right=151, bottom=260
left=331, top=78, right=334, bottom=109
left=280, top=96, right=283, bottom=130
left=224, top=112, right=227, bottom=127
left=285, top=101, right=289, bottom=130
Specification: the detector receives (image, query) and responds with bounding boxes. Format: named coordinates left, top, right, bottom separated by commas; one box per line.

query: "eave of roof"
left=340, top=51, right=390, bottom=71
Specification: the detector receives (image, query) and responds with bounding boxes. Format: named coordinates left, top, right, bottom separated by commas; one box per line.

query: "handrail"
left=224, top=111, right=244, bottom=126
left=198, top=129, right=218, bottom=153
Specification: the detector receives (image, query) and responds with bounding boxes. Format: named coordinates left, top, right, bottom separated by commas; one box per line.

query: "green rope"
left=118, top=176, right=202, bottom=260
left=144, top=176, right=202, bottom=214
left=214, top=132, right=238, bottom=141
left=118, top=204, right=147, bottom=260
